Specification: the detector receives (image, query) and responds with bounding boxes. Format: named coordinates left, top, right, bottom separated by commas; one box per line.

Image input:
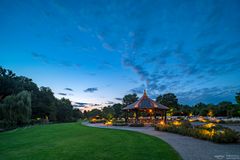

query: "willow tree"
left=0, top=91, right=31, bottom=127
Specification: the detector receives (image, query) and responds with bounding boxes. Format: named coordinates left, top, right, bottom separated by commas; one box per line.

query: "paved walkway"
left=83, top=122, right=240, bottom=160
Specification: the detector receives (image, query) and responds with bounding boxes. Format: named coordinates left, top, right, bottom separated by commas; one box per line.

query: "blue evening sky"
left=0, top=0, right=240, bottom=109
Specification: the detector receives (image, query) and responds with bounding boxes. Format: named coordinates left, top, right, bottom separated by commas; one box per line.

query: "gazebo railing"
left=127, top=117, right=165, bottom=124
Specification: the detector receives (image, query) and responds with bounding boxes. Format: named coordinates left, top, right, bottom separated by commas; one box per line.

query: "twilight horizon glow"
left=0, top=0, right=240, bottom=110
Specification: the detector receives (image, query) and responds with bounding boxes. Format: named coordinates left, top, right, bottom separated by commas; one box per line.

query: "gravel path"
left=83, top=122, right=240, bottom=160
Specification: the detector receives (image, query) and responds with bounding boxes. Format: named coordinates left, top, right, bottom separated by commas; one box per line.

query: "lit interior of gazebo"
left=122, top=90, right=169, bottom=124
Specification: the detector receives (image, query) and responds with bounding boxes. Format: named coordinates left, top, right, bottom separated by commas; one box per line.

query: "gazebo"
left=122, top=90, right=169, bottom=124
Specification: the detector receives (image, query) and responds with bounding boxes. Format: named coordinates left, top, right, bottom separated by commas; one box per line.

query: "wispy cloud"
left=115, top=98, right=122, bottom=101
left=84, top=87, right=98, bottom=93
left=122, top=58, right=149, bottom=82
left=31, top=52, right=81, bottom=69
left=64, top=88, right=73, bottom=91
left=176, top=86, right=240, bottom=105
left=32, top=52, right=50, bottom=64
left=58, top=93, right=67, bottom=96
left=98, top=61, right=114, bottom=70
left=129, top=85, right=145, bottom=95
left=106, top=101, right=114, bottom=105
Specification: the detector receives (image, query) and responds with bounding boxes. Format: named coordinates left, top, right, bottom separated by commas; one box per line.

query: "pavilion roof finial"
left=143, top=89, right=147, bottom=97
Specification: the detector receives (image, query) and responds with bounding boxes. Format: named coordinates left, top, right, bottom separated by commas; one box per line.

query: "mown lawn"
left=0, top=122, right=181, bottom=160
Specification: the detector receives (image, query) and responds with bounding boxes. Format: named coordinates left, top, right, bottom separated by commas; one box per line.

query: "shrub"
left=211, top=129, right=239, bottom=143
left=0, top=120, right=8, bottom=131
left=89, top=119, right=106, bottom=123
left=112, top=123, right=128, bottom=126
left=129, top=123, right=144, bottom=127
left=30, top=118, right=53, bottom=125
left=155, top=122, right=239, bottom=143
left=112, top=119, right=127, bottom=126
left=181, top=120, right=192, bottom=128
left=113, top=119, right=125, bottom=123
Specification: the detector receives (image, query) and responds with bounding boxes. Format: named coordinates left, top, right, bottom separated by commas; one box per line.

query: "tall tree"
left=0, top=67, right=17, bottom=101
left=87, top=109, right=102, bottom=118
left=83, top=110, right=88, bottom=119
left=0, top=67, right=39, bottom=101
left=215, top=101, right=233, bottom=117
left=32, top=87, right=56, bottom=121
left=123, top=93, right=138, bottom=106
left=156, top=93, right=178, bottom=110
left=192, top=102, right=207, bottom=115
left=175, top=104, right=191, bottom=116
left=112, top=103, right=123, bottom=118
left=72, top=108, right=83, bottom=120
left=56, top=98, right=73, bottom=122
left=235, top=92, right=240, bottom=105
left=101, top=106, right=115, bottom=120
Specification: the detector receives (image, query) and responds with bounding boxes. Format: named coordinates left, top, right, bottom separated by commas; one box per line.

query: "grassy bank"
left=0, top=122, right=181, bottom=160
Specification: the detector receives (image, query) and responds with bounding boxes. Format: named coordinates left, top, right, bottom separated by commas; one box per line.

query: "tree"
left=32, top=87, right=57, bottom=121
left=72, top=108, right=83, bottom=120
left=174, top=104, right=191, bottom=116
left=83, top=110, right=88, bottom=119
left=235, top=92, right=240, bottom=105
left=0, top=91, right=31, bottom=127
left=123, top=93, right=138, bottom=106
left=0, top=66, right=80, bottom=125
left=0, top=67, right=39, bottom=101
left=0, top=67, right=17, bottom=101
left=101, top=106, right=115, bottom=120
left=199, top=108, right=209, bottom=116
left=156, top=93, right=178, bottom=110
left=87, top=109, right=101, bottom=118
left=231, top=105, right=240, bottom=117
left=112, top=103, right=123, bottom=118
left=0, top=106, right=3, bottom=120
left=156, top=95, right=163, bottom=104
left=215, top=101, right=233, bottom=117
left=56, top=98, right=73, bottom=122
left=192, top=102, right=207, bottom=115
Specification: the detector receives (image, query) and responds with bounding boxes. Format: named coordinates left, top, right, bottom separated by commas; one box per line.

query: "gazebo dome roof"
left=122, top=90, right=169, bottom=110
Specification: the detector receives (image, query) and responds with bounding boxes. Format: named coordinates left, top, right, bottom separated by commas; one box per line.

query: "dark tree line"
left=86, top=92, right=240, bottom=119
left=0, top=67, right=82, bottom=128
left=156, top=93, right=240, bottom=117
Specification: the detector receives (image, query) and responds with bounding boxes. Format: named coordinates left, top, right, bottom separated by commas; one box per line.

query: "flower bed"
left=155, top=121, right=239, bottom=143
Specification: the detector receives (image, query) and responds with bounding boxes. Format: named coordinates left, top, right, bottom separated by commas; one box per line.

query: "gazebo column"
left=124, top=110, right=128, bottom=123
left=135, top=109, right=139, bottom=124
left=164, top=110, right=167, bottom=123
left=161, top=111, right=164, bottom=120
left=154, top=109, right=157, bottom=124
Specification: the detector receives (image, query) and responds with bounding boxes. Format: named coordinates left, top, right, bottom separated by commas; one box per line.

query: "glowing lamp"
left=173, top=121, right=182, bottom=126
